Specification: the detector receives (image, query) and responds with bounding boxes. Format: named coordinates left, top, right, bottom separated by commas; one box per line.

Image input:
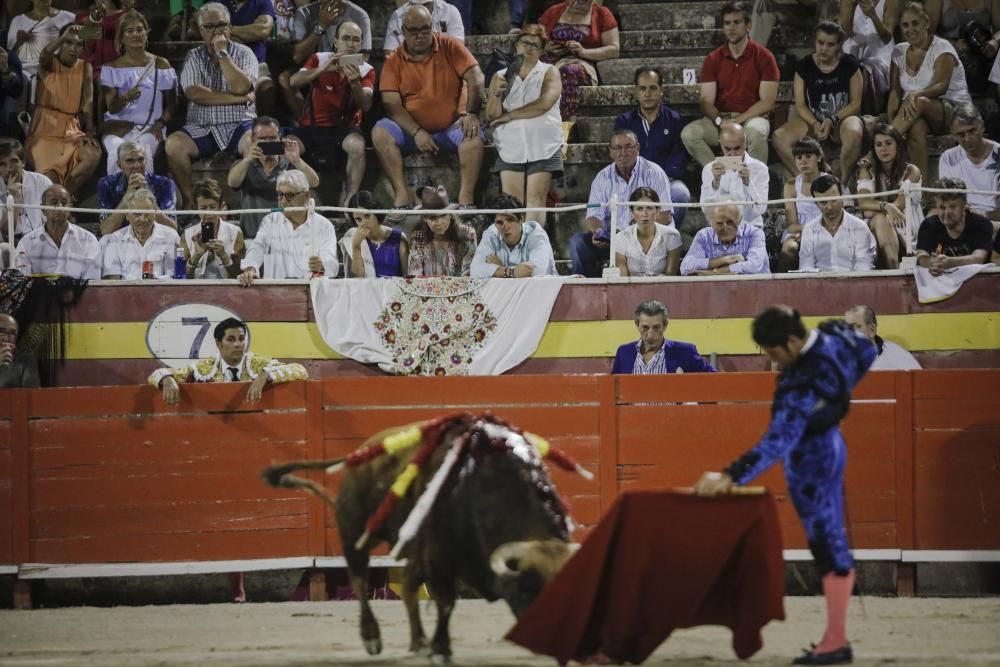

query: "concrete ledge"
left=902, top=550, right=1000, bottom=562
left=785, top=549, right=902, bottom=561
left=0, top=566, right=16, bottom=575
left=314, top=557, right=406, bottom=568
left=18, top=558, right=316, bottom=579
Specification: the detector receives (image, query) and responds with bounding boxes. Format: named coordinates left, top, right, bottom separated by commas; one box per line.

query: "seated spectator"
left=7, top=0, right=75, bottom=78
left=926, top=0, right=1000, bottom=93
left=287, top=21, right=372, bottom=204
left=682, top=1, right=778, bottom=166
left=218, top=0, right=275, bottom=115
left=839, top=0, right=897, bottom=114
left=0, top=47, right=25, bottom=138
left=238, top=169, right=338, bottom=285
left=450, top=0, right=527, bottom=34
left=699, top=122, right=768, bottom=228
left=372, top=5, right=484, bottom=211
left=162, top=0, right=203, bottom=40
left=98, top=140, right=178, bottom=236
left=799, top=174, right=876, bottom=271
left=74, top=0, right=134, bottom=83
left=537, top=0, right=619, bottom=133
left=851, top=123, right=921, bottom=268
left=383, top=0, right=463, bottom=55
left=406, top=185, right=477, bottom=277
left=15, top=184, right=100, bottom=278
left=615, top=67, right=691, bottom=229
left=0, top=312, right=40, bottom=388
left=165, top=2, right=258, bottom=210
left=484, top=23, right=562, bottom=228
left=98, top=10, right=177, bottom=176
left=571, top=128, right=673, bottom=277
left=470, top=193, right=556, bottom=278
left=25, top=24, right=102, bottom=197
left=0, top=138, right=53, bottom=242
left=343, top=190, right=409, bottom=278
left=772, top=21, right=865, bottom=183
left=915, top=177, right=992, bottom=275
left=889, top=1, right=972, bottom=179
left=779, top=137, right=830, bottom=272
left=680, top=197, right=770, bottom=275
left=101, top=187, right=181, bottom=279
left=611, top=299, right=716, bottom=374
left=844, top=304, right=922, bottom=369
left=938, top=104, right=1000, bottom=220
left=228, top=116, right=319, bottom=240
left=615, top=186, right=682, bottom=277
left=181, top=177, right=245, bottom=279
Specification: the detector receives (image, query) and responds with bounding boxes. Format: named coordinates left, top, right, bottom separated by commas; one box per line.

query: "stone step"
left=617, top=2, right=725, bottom=31
left=578, top=81, right=794, bottom=116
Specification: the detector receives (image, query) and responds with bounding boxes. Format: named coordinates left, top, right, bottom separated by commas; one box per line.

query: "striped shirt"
left=680, top=222, right=770, bottom=275
left=632, top=340, right=668, bottom=375
left=179, top=43, right=258, bottom=147
left=587, top=156, right=673, bottom=233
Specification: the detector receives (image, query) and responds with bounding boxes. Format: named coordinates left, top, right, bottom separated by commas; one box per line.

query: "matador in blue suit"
left=695, top=305, right=876, bottom=666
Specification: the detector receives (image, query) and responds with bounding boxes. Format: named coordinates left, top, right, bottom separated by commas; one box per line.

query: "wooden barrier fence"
left=1, top=371, right=998, bottom=581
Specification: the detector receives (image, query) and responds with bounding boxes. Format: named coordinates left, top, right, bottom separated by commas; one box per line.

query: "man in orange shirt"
left=371, top=4, right=485, bottom=216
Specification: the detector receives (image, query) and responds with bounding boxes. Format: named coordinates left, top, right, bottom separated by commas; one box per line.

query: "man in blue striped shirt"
left=680, top=197, right=770, bottom=275
left=570, top=129, right=674, bottom=277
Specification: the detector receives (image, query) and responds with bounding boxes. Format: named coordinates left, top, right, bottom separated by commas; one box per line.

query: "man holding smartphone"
left=698, top=122, right=769, bottom=229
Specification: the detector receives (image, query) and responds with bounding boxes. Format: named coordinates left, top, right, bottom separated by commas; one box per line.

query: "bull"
left=262, top=413, right=583, bottom=662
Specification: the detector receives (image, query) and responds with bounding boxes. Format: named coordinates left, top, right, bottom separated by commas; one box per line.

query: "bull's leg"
left=427, top=577, right=457, bottom=663
left=401, top=562, right=428, bottom=654
left=345, top=553, right=382, bottom=656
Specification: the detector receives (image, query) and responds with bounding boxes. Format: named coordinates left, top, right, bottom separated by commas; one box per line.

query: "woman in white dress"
left=98, top=11, right=177, bottom=175
left=839, top=0, right=897, bottom=113
left=181, top=178, right=245, bottom=279
left=7, top=0, right=75, bottom=77
left=615, top=187, right=682, bottom=276
left=780, top=137, right=830, bottom=272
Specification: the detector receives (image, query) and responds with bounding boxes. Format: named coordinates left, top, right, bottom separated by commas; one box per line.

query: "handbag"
left=99, top=59, right=159, bottom=138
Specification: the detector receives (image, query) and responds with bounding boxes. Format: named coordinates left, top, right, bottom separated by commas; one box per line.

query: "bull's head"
left=489, top=539, right=580, bottom=615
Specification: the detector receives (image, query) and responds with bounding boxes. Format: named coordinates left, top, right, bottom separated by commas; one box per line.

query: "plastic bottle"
left=13, top=250, right=29, bottom=275
left=174, top=247, right=186, bottom=279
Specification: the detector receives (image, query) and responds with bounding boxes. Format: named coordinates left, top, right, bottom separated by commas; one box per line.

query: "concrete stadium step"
left=577, top=82, right=794, bottom=116
left=617, top=2, right=726, bottom=31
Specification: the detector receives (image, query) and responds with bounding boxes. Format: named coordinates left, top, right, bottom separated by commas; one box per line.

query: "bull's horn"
left=490, top=540, right=579, bottom=580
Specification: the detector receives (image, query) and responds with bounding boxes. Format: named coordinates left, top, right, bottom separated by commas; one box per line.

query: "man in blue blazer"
left=612, top=300, right=717, bottom=374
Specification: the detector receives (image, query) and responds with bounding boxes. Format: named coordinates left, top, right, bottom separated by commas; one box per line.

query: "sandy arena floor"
left=1, top=597, right=999, bottom=666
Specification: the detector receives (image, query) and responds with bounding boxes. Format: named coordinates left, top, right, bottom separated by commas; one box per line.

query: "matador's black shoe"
left=791, top=644, right=853, bottom=665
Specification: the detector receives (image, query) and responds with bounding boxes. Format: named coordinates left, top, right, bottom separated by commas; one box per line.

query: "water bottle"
left=173, top=247, right=186, bottom=279
left=14, top=250, right=30, bottom=275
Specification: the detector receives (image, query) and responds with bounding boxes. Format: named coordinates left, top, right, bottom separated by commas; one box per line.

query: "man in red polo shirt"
left=371, top=3, right=485, bottom=215
left=681, top=0, right=779, bottom=166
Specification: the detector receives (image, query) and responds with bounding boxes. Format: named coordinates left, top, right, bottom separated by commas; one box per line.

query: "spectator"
left=343, top=190, right=409, bottom=278
left=181, top=177, right=245, bottom=278
left=681, top=0, right=778, bottom=166
left=571, top=128, right=673, bottom=277
left=799, top=174, right=876, bottom=271
left=470, top=192, right=556, bottom=278
left=779, top=137, right=830, bottom=272
left=681, top=197, right=770, bottom=275
left=217, top=0, right=275, bottom=114
left=915, top=177, right=992, bottom=275
left=0, top=138, right=52, bottom=242
left=406, top=185, right=477, bottom=277
left=25, top=24, right=102, bottom=197
left=926, top=0, right=1000, bottom=93
left=699, top=122, right=768, bottom=229
left=851, top=122, right=921, bottom=268
left=889, top=1, right=972, bottom=178
left=238, top=169, right=338, bottom=285
left=844, top=304, right=921, bottom=369
left=286, top=21, right=373, bottom=204
left=537, top=0, right=619, bottom=130
left=271, top=0, right=303, bottom=45
left=15, top=184, right=100, bottom=278
left=74, top=0, right=133, bottom=82
left=615, top=186, right=682, bottom=277
left=101, top=187, right=181, bottom=279
left=0, top=46, right=25, bottom=138
left=484, top=23, right=562, bottom=228
left=451, top=0, right=526, bottom=34
left=7, top=0, right=75, bottom=77
left=772, top=21, right=865, bottom=183
left=372, top=5, right=485, bottom=212
left=97, top=141, right=177, bottom=236
left=839, top=0, right=897, bottom=113
left=383, top=0, right=463, bottom=55
left=228, top=116, right=319, bottom=240
left=165, top=2, right=257, bottom=210
left=290, top=0, right=371, bottom=65
left=98, top=10, right=177, bottom=176
left=614, top=67, right=691, bottom=229
left=611, top=300, right=716, bottom=374
left=162, top=0, right=203, bottom=40
left=938, top=104, right=1000, bottom=220
left=0, top=313, right=40, bottom=388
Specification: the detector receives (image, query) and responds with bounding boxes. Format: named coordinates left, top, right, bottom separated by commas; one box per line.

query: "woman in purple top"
left=344, top=190, right=408, bottom=278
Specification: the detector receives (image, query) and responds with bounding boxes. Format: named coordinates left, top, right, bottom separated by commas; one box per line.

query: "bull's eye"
left=505, top=558, right=520, bottom=572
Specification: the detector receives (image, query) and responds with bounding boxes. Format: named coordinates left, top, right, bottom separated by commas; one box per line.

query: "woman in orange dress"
left=25, top=23, right=102, bottom=196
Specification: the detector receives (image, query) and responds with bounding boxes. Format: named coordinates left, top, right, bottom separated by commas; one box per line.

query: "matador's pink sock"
left=815, top=569, right=855, bottom=653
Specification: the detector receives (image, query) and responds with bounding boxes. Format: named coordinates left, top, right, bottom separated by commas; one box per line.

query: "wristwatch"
left=313, top=24, right=325, bottom=36
left=714, top=115, right=722, bottom=127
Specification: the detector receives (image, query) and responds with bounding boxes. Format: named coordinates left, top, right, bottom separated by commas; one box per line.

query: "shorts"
left=182, top=120, right=253, bottom=160
left=373, top=117, right=483, bottom=153
left=286, top=125, right=362, bottom=167
left=493, top=149, right=563, bottom=177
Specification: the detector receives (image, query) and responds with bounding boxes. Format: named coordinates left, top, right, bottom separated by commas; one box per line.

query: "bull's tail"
left=261, top=458, right=346, bottom=508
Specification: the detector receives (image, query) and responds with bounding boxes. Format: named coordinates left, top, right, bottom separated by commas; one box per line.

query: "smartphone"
left=338, top=53, right=364, bottom=68
left=200, top=222, right=215, bottom=243
left=259, top=140, right=285, bottom=156
left=717, top=156, right=743, bottom=171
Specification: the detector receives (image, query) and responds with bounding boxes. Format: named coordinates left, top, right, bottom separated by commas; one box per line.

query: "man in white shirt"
left=383, top=0, right=463, bottom=55
left=238, top=169, right=338, bottom=284
left=0, top=138, right=53, bottom=242
left=15, top=185, right=100, bottom=279
left=102, top=188, right=182, bottom=279
left=470, top=193, right=556, bottom=278
left=699, top=122, right=769, bottom=228
left=844, top=304, right=921, bottom=370
left=799, top=174, right=876, bottom=272
left=938, top=105, right=1000, bottom=221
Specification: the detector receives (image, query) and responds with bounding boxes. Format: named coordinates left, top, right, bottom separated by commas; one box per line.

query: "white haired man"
left=681, top=197, right=770, bottom=275
left=844, top=305, right=921, bottom=370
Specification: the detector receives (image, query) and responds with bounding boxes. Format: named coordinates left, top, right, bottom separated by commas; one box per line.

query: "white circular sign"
left=146, top=303, right=245, bottom=368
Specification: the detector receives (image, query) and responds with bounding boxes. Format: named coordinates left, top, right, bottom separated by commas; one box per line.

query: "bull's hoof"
left=410, top=638, right=430, bottom=655
left=363, top=638, right=383, bottom=655
left=430, top=653, right=451, bottom=665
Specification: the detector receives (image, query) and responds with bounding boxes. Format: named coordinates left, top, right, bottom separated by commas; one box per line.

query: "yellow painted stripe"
left=62, top=312, right=1000, bottom=361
